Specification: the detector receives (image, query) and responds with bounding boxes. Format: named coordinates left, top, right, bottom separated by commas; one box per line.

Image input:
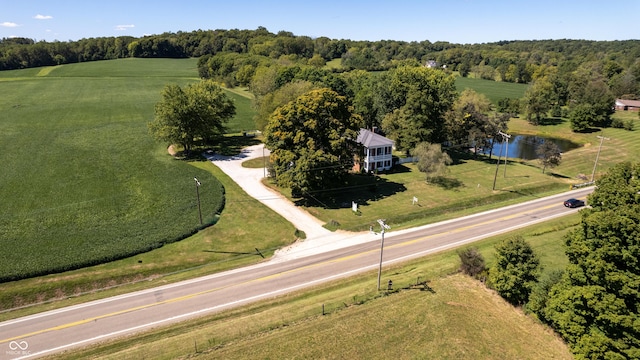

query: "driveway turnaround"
left=205, top=144, right=376, bottom=261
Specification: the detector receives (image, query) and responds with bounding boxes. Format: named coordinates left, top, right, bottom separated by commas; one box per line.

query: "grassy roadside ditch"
left=48, top=214, right=579, bottom=359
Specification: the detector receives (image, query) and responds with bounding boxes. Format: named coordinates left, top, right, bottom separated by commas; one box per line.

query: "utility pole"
left=501, top=131, right=511, bottom=178
left=492, top=131, right=510, bottom=190
left=591, top=135, right=610, bottom=182
left=376, top=219, right=391, bottom=291
left=194, top=177, right=203, bottom=225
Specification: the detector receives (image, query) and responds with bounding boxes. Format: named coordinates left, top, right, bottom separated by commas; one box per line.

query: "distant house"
left=356, top=128, right=394, bottom=172
left=615, top=99, right=640, bottom=111
left=425, top=60, right=438, bottom=68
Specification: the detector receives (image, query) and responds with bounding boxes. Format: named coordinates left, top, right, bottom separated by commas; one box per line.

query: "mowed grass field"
left=0, top=58, right=249, bottom=282
left=455, top=76, right=528, bottom=103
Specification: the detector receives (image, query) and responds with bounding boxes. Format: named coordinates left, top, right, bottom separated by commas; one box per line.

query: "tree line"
left=2, top=28, right=640, bottom=93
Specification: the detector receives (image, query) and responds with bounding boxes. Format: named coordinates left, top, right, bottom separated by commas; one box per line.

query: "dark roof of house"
left=616, top=99, right=640, bottom=107
left=356, top=128, right=394, bottom=147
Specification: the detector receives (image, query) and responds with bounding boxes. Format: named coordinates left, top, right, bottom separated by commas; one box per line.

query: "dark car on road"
left=564, top=198, right=585, bottom=208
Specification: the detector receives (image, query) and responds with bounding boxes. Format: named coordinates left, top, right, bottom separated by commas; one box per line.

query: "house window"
left=377, top=161, right=383, bottom=169
left=376, top=147, right=383, bottom=156
left=385, top=146, right=391, bottom=155
left=384, top=160, right=391, bottom=167
left=369, top=149, right=375, bottom=157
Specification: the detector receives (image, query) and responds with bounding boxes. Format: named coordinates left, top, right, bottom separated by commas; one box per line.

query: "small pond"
left=481, top=135, right=580, bottom=160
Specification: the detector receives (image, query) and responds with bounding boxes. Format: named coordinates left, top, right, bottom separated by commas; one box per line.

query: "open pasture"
left=455, top=76, right=528, bottom=103
left=0, top=58, right=231, bottom=282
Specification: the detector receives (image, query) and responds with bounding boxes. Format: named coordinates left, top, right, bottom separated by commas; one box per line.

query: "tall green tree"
left=569, top=103, right=596, bottom=132
left=445, top=89, right=491, bottom=145
left=379, top=66, right=457, bottom=154
left=148, top=80, right=235, bottom=152
left=264, top=89, right=362, bottom=196
left=444, top=88, right=506, bottom=156
left=343, top=70, right=380, bottom=130
left=254, top=80, right=317, bottom=131
left=568, top=64, right=615, bottom=129
left=522, top=77, right=554, bottom=125
left=544, top=162, right=640, bottom=359
left=488, top=236, right=540, bottom=306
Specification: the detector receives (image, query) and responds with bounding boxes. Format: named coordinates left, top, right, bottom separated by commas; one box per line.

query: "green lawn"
left=285, top=155, right=569, bottom=232
left=0, top=58, right=239, bottom=282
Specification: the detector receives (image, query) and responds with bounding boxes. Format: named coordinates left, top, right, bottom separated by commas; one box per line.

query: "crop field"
left=0, top=58, right=237, bottom=282
left=455, top=76, right=528, bottom=103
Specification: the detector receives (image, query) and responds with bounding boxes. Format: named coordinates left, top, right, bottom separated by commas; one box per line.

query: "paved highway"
left=0, top=187, right=592, bottom=359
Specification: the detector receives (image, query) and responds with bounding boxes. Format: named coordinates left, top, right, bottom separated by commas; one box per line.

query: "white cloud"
left=34, top=14, right=53, bottom=20
left=1, top=22, right=19, bottom=27
left=115, top=24, right=135, bottom=31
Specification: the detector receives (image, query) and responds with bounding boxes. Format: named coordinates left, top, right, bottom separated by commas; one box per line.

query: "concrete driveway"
left=205, top=144, right=375, bottom=261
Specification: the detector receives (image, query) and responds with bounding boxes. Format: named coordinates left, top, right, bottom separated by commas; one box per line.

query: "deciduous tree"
left=264, top=89, right=362, bottom=196
left=536, top=140, right=562, bottom=173
left=544, top=162, right=640, bottom=359
left=148, top=80, right=235, bottom=152
left=488, top=236, right=540, bottom=305
left=522, top=77, right=554, bottom=125
left=379, top=66, right=457, bottom=154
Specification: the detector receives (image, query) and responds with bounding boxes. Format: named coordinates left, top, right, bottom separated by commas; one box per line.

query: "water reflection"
left=482, top=135, right=580, bottom=160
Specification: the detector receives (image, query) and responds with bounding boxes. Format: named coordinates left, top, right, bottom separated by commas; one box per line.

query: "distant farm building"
left=425, top=60, right=438, bottom=68
left=615, top=99, right=640, bottom=111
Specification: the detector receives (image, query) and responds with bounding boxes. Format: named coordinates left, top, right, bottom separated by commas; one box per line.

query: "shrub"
left=611, top=117, right=625, bottom=128
left=458, top=247, right=486, bottom=278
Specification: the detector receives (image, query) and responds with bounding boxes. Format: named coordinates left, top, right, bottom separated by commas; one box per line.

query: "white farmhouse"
left=356, top=128, right=394, bottom=172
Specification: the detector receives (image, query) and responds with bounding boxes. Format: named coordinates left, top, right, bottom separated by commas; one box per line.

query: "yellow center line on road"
left=1, top=200, right=575, bottom=344
left=386, top=201, right=560, bottom=249
left=1, top=255, right=354, bottom=344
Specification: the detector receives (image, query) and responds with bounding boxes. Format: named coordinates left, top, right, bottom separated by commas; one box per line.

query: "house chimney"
left=372, top=126, right=378, bottom=133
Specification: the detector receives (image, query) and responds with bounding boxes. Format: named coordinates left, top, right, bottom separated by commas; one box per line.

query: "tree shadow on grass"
left=172, top=135, right=262, bottom=161
left=428, top=176, right=464, bottom=190
left=573, top=127, right=602, bottom=134
left=537, top=117, right=565, bottom=126
left=448, top=148, right=498, bottom=166
left=386, top=164, right=412, bottom=173
left=294, top=174, right=407, bottom=209
left=210, top=135, right=262, bottom=156
left=546, top=172, right=572, bottom=179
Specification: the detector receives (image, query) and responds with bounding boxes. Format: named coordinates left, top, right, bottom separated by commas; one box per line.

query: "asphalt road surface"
left=0, top=187, right=592, bottom=359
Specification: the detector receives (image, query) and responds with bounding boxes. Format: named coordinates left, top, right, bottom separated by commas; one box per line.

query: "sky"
left=1, top=0, right=638, bottom=44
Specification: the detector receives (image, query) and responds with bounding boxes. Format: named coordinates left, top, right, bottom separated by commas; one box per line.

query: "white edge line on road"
left=14, top=209, right=574, bottom=359
left=14, top=265, right=376, bottom=360
left=0, top=260, right=275, bottom=328
left=2, top=187, right=591, bottom=329
left=387, top=211, right=572, bottom=266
